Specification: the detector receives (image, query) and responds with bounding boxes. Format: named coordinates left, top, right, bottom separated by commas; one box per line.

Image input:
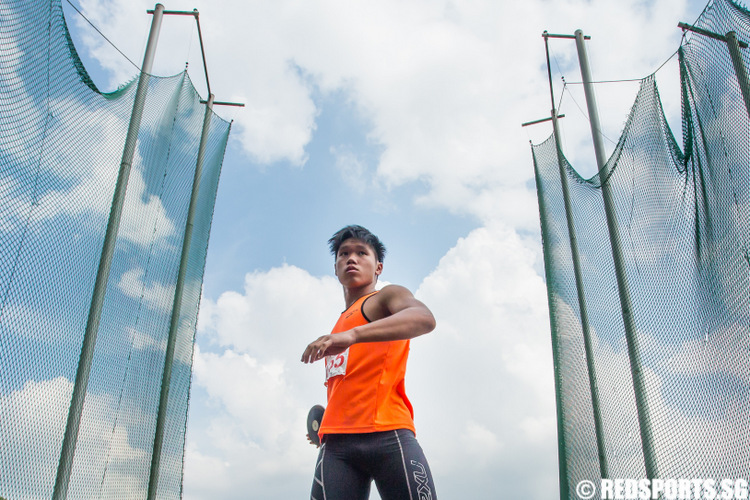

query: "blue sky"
left=57, top=0, right=711, bottom=498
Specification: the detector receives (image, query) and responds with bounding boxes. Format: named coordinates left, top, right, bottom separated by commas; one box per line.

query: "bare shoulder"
left=364, top=284, right=427, bottom=321
left=378, top=284, right=413, bottom=298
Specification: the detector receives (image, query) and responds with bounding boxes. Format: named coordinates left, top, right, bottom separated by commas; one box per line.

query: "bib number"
left=325, top=348, right=349, bottom=380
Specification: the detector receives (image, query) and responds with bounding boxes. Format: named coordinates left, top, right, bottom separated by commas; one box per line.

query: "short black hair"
left=328, top=225, right=386, bottom=263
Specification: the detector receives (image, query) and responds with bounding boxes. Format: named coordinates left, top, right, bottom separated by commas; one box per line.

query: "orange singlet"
left=317, top=291, right=415, bottom=440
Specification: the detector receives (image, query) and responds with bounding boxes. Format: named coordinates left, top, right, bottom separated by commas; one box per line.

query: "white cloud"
left=184, top=347, right=313, bottom=499
left=0, top=303, right=60, bottom=342
left=330, top=145, right=369, bottom=193
left=462, top=420, right=503, bottom=465
left=194, top=348, right=296, bottom=445
left=666, top=322, right=750, bottom=385
left=197, top=263, right=341, bottom=355
left=126, top=326, right=165, bottom=352
left=117, top=266, right=175, bottom=312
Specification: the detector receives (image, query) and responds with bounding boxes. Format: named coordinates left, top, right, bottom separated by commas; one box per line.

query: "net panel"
left=0, top=0, right=231, bottom=498
left=533, top=0, right=750, bottom=497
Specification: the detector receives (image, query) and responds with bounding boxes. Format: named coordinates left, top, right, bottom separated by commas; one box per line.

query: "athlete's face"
left=334, top=238, right=383, bottom=288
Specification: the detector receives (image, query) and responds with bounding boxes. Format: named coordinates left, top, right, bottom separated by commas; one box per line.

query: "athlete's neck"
left=343, top=284, right=377, bottom=310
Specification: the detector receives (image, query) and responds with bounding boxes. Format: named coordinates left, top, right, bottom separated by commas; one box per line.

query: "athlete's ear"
left=375, top=261, right=383, bottom=276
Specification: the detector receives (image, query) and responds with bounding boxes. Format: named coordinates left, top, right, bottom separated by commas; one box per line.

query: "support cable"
left=64, top=0, right=141, bottom=72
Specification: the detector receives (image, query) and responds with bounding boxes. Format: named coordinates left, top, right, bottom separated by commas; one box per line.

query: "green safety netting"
left=0, top=0, right=231, bottom=498
left=532, top=0, right=749, bottom=498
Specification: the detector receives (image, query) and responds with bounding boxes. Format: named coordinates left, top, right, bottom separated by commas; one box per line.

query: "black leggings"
left=310, top=429, right=437, bottom=500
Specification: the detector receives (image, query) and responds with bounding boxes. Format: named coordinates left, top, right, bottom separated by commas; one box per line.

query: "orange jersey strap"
left=318, top=291, right=415, bottom=439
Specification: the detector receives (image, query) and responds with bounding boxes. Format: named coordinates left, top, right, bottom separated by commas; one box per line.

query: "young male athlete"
left=301, top=225, right=438, bottom=500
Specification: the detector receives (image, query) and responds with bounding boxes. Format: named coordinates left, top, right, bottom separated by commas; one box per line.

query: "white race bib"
left=325, top=348, right=349, bottom=380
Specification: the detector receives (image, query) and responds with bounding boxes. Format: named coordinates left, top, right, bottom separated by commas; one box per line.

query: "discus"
left=307, top=404, right=325, bottom=446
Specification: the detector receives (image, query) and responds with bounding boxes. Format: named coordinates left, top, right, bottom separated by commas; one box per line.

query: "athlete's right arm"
left=300, top=285, right=435, bottom=364
left=351, top=284, right=436, bottom=344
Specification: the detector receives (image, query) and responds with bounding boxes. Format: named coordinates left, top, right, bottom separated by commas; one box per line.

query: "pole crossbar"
left=521, top=114, right=565, bottom=127
left=678, top=22, right=749, bottom=48
left=726, top=31, right=750, bottom=120
left=678, top=23, right=750, bottom=132
left=146, top=7, right=215, bottom=98
left=543, top=30, right=591, bottom=40
left=201, top=100, right=245, bottom=107
left=147, top=9, right=196, bottom=15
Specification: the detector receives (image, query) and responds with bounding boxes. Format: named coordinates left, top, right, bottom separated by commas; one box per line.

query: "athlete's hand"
left=306, top=433, right=320, bottom=448
left=300, top=331, right=356, bottom=364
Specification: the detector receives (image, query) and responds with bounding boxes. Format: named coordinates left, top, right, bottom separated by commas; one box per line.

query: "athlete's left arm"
left=354, top=284, right=436, bottom=343
left=300, top=285, right=436, bottom=364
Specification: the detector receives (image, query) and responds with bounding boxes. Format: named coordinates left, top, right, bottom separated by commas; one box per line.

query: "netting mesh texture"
left=0, top=0, right=231, bottom=498
left=532, top=0, right=749, bottom=497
